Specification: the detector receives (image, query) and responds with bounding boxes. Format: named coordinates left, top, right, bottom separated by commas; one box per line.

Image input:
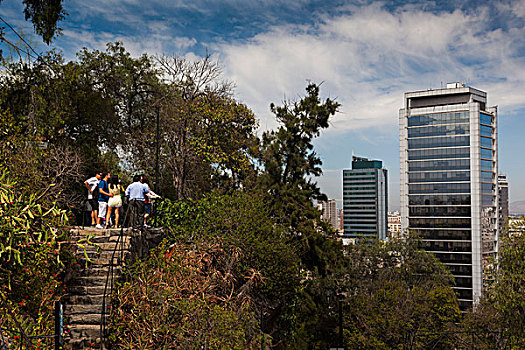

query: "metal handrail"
left=99, top=205, right=132, bottom=348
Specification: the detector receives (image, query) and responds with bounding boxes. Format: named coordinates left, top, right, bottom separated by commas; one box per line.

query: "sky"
left=1, top=0, right=525, bottom=211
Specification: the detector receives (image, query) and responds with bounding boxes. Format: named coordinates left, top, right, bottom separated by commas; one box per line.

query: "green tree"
left=463, top=217, right=525, bottom=348
left=110, top=192, right=300, bottom=348
left=341, top=236, right=461, bottom=349
left=151, top=55, right=259, bottom=199
left=0, top=0, right=66, bottom=59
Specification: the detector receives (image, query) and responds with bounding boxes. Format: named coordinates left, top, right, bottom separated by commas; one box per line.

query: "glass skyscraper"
left=343, top=156, right=388, bottom=240
left=399, top=83, right=498, bottom=310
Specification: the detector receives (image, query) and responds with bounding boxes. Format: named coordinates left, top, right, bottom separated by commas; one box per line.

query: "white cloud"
left=217, top=3, right=525, bottom=135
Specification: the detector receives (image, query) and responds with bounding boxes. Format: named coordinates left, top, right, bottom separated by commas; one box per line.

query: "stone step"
left=67, top=324, right=101, bottom=339
left=68, top=275, right=113, bottom=286
left=67, top=285, right=112, bottom=295
left=76, top=250, right=131, bottom=262
left=64, top=294, right=107, bottom=305
left=67, top=313, right=109, bottom=325
left=73, top=267, right=122, bottom=277
left=78, top=242, right=131, bottom=252
left=65, top=303, right=110, bottom=315
left=76, top=257, right=125, bottom=267
left=66, top=337, right=101, bottom=350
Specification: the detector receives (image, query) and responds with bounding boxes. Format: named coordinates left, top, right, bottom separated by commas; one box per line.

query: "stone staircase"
left=62, top=227, right=163, bottom=349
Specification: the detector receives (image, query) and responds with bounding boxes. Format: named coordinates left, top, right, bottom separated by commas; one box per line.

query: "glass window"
left=448, top=264, right=472, bottom=275
left=433, top=252, right=472, bottom=264
left=409, top=194, right=471, bottom=205
left=481, top=160, right=493, bottom=171
left=409, top=183, right=470, bottom=194
left=421, top=240, right=472, bottom=253
left=480, top=124, right=492, bottom=137
left=481, top=195, right=494, bottom=206
left=481, top=171, right=493, bottom=182
left=481, top=183, right=494, bottom=193
left=410, top=218, right=471, bottom=229
left=410, top=206, right=471, bottom=217
left=408, top=136, right=470, bottom=149
left=408, top=159, right=470, bottom=172
left=480, top=113, right=492, bottom=125
left=480, top=148, right=492, bottom=160
left=409, top=171, right=470, bottom=183
left=408, top=124, right=469, bottom=138
left=480, top=136, right=492, bottom=148
left=454, top=277, right=473, bottom=288
left=408, top=147, right=470, bottom=160
left=408, top=112, right=469, bottom=127
left=455, top=288, right=473, bottom=300
left=417, top=229, right=471, bottom=241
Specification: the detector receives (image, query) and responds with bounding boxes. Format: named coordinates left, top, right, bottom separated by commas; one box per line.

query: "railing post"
left=54, top=300, right=63, bottom=350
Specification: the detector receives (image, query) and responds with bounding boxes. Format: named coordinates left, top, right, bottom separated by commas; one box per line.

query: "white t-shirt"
left=85, top=177, right=100, bottom=199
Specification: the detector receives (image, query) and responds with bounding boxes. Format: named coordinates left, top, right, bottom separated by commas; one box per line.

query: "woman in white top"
left=106, top=175, right=124, bottom=228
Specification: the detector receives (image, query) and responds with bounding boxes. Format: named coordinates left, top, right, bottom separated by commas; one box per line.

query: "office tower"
left=343, top=156, right=388, bottom=240
left=498, top=174, right=509, bottom=233
left=399, top=83, right=498, bottom=309
left=320, top=199, right=338, bottom=230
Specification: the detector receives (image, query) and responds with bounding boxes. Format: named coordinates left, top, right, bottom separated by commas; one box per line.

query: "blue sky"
left=2, top=0, right=525, bottom=211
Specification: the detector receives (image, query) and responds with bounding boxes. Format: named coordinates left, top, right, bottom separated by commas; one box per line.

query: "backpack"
left=92, top=185, right=100, bottom=200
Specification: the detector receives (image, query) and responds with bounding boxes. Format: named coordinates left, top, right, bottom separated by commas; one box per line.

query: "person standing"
left=125, top=175, right=149, bottom=229
left=142, top=176, right=160, bottom=228
left=96, top=172, right=113, bottom=229
left=84, top=172, right=101, bottom=226
left=106, top=175, right=124, bottom=228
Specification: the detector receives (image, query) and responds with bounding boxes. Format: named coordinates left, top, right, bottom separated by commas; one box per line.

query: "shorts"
left=98, top=202, right=108, bottom=218
left=144, top=203, right=152, bottom=214
left=108, top=195, right=122, bottom=208
left=87, top=199, right=99, bottom=212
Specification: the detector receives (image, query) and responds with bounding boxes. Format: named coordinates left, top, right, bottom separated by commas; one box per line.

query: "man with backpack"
left=84, top=172, right=101, bottom=226
left=96, top=172, right=113, bottom=229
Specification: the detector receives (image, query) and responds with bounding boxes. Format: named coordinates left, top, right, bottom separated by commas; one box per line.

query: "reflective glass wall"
left=406, top=111, right=473, bottom=304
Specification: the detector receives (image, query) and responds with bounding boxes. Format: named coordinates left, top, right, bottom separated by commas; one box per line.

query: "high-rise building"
left=399, top=82, right=498, bottom=309
left=498, top=174, right=509, bottom=233
left=343, top=156, right=388, bottom=240
left=319, top=199, right=338, bottom=230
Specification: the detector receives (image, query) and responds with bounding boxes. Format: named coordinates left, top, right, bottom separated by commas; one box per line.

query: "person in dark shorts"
left=125, top=175, right=149, bottom=229
left=84, top=172, right=101, bottom=226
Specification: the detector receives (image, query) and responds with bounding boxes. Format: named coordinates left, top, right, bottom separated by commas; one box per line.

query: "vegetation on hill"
left=1, top=41, right=525, bottom=348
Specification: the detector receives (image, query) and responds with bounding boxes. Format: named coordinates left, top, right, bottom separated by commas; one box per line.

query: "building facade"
left=343, top=156, right=388, bottom=240
left=388, top=211, right=402, bottom=239
left=498, top=174, right=509, bottom=234
left=399, top=83, right=498, bottom=309
left=319, top=199, right=338, bottom=230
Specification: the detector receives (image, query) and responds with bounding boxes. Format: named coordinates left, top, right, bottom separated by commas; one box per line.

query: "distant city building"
left=319, top=199, right=338, bottom=230
left=343, top=156, right=388, bottom=240
left=388, top=211, right=401, bottom=239
left=400, top=83, right=498, bottom=310
left=498, top=174, right=509, bottom=233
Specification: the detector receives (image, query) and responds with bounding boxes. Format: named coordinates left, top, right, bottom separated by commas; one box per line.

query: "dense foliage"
left=0, top=170, right=71, bottom=348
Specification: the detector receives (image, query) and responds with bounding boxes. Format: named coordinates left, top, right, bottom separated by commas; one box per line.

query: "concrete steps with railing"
left=62, top=226, right=164, bottom=349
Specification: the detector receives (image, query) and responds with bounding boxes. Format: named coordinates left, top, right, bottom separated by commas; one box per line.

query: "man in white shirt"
left=84, top=172, right=101, bottom=226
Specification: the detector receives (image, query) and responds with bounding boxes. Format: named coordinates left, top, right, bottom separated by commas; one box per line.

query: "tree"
left=149, top=55, right=258, bottom=199
left=110, top=192, right=301, bottom=348
left=340, top=236, right=461, bottom=349
left=0, top=0, right=66, bottom=59
left=462, top=217, right=525, bottom=348
left=258, top=83, right=340, bottom=271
